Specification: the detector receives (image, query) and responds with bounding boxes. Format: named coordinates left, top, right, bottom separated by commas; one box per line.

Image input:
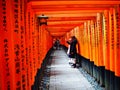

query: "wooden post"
left=103, top=10, right=110, bottom=90
left=115, top=5, right=120, bottom=90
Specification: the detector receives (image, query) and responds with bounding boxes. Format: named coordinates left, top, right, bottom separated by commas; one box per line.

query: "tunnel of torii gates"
left=0, top=0, right=120, bottom=90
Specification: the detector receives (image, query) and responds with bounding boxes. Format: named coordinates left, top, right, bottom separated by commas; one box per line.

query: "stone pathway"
left=49, top=50, right=95, bottom=90
left=38, top=49, right=105, bottom=90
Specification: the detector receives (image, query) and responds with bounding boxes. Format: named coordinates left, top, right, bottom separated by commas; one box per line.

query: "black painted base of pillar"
left=32, top=68, right=42, bottom=90
left=76, top=54, right=82, bottom=67
left=99, top=66, right=105, bottom=87
left=93, top=64, right=95, bottom=79
left=96, top=66, right=100, bottom=83
left=93, top=64, right=97, bottom=80
left=86, top=59, right=90, bottom=74
left=110, top=71, right=115, bottom=90
left=89, top=61, right=94, bottom=77
left=115, top=75, right=120, bottom=90
left=105, top=69, right=110, bottom=90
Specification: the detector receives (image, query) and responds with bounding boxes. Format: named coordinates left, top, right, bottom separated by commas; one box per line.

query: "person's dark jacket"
left=69, top=37, right=77, bottom=58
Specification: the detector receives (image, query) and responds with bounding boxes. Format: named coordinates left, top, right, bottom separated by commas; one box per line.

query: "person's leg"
left=70, top=58, right=76, bottom=68
left=73, top=58, right=76, bottom=68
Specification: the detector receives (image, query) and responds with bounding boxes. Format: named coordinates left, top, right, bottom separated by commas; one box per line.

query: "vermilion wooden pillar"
left=10, top=0, right=23, bottom=89
left=39, top=25, right=43, bottom=68
left=82, top=23, right=86, bottom=58
left=29, top=9, right=35, bottom=86
left=84, top=22, right=90, bottom=59
left=0, top=0, right=12, bottom=90
left=39, top=25, right=46, bottom=62
left=34, top=16, right=39, bottom=71
left=0, top=0, right=3, bottom=89
left=84, top=21, right=90, bottom=73
left=32, top=16, right=37, bottom=78
left=87, top=21, right=92, bottom=74
left=96, top=13, right=100, bottom=84
left=20, top=0, right=27, bottom=89
left=103, top=10, right=110, bottom=90
left=78, top=25, right=84, bottom=55
left=80, top=24, right=85, bottom=57
left=87, top=20, right=91, bottom=61
left=38, top=15, right=49, bottom=65
left=97, top=13, right=105, bottom=86
left=90, top=20, right=95, bottom=64
left=44, top=28, right=48, bottom=57
left=109, top=8, right=116, bottom=90
left=91, top=20, right=96, bottom=79
left=37, top=21, right=41, bottom=69
left=36, top=18, right=40, bottom=69
left=94, top=20, right=99, bottom=81
left=89, top=20, right=94, bottom=77
left=26, top=3, right=32, bottom=89
left=115, top=5, right=120, bottom=90
left=46, top=31, right=52, bottom=51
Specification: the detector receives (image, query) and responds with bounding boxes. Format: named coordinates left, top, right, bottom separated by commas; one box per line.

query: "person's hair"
left=71, top=36, right=78, bottom=43
left=71, top=36, right=75, bottom=39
